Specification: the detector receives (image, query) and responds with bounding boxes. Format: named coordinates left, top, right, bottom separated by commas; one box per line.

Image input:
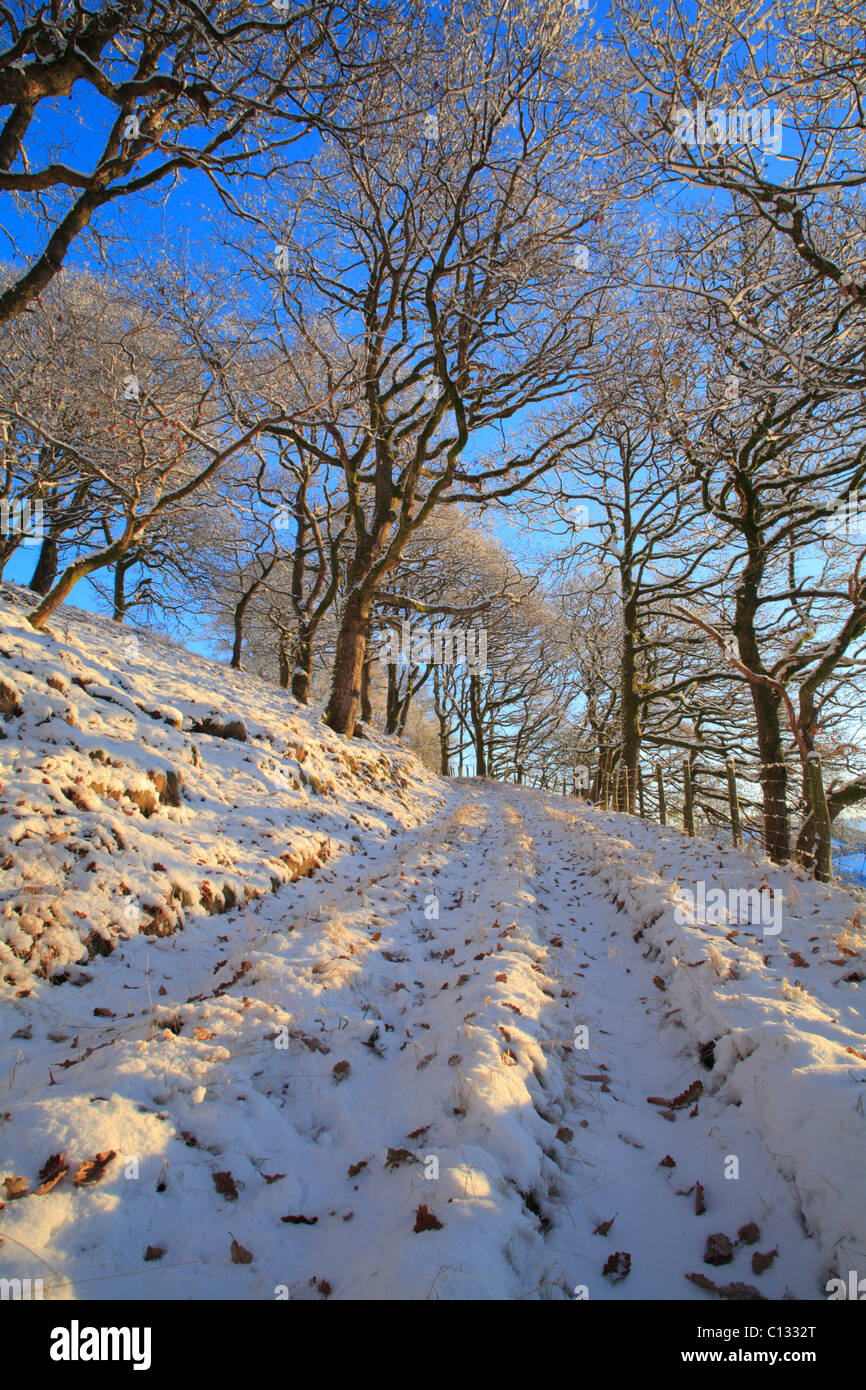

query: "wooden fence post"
left=807, top=753, right=833, bottom=882
left=683, top=758, right=695, bottom=836
left=655, top=763, right=666, bottom=826
left=622, top=763, right=630, bottom=813
left=726, top=755, right=742, bottom=848
left=637, top=766, right=645, bottom=818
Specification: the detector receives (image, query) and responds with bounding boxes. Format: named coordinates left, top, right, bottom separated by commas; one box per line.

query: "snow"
left=1, top=583, right=865, bottom=1301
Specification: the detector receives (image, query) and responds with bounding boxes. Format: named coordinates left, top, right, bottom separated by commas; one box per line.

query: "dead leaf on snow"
left=602, top=1251, right=631, bottom=1283
left=213, top=1170, right=239, bottom=1201
left=413, top=1204, right=443, bottom=1232
left=704, top=1233, right=734, bottom=1266
left=751, top=1249, right=778, bottom=1276
left=34, top=1153, right=68, bottom=1195
left=384, top=1147, right=415, bottom=1170
left=737, top=1222, right=760, bottom=1246
left=73, top=1151, right=116, bottom=1186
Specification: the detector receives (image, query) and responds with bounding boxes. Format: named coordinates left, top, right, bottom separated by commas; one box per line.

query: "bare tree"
left=0, top=0, right=417, bottom=322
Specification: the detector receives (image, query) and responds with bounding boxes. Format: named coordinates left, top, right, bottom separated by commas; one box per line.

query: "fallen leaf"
left=718, top=1281, right=767, bottom=1301
left=413, top=1203, right=443, bottom=1232
left=704, top=1233, right=734, bottom=1266
left=230, top=1238, right=253, bottom=1264
left=213, top=1170, right=238, bottom=1201
left=73, top=1151, right=116, bottom=1186
left=671, top=1080, right=703, bottom=1109
left=594, top=1217, right=615, bottom=1236
left=384, top=1147, right=415, bottom=1170
left=2, top=1175, right=27, bottom=1200
left=686, top=1271, right=718, bottom=1293
left=34, top=1153, right=68, bottom=1195
left=602, top=1251, right=631, bottom=1283
left=751, top=1248, right=778, bottom=1275
left=144, top=1246, right=164, bottom=1262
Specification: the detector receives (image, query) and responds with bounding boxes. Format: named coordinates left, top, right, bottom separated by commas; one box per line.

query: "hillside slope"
left=1, top=587, right=865, bottom=1302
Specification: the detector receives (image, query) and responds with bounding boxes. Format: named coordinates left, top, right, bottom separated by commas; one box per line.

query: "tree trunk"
left=278, top=632, right=291, bottom=690
left=324, top=590, right=371, bottom=736
left=360, top=656, right=373, bottom=724
left=29, top=532, right=59, bottom=596
left=29, top=533, right=136, bottom=630
left=0, top=531, right=20, bottom=578
left=469, top=673, right=486, bottom=776
left=291, top=627, right=313, bottom=704
left=620, top=585, right=640, bottom=812
left=112, top=553, right=136, bottom=622
left=230, top=588, right=255, bottom=668
left=752, top=682, right=790, bottom=862
left=385, top=661, right=400, bottom=735
left=734, top=509, right=790, bottom=862
left=432, top=666, right=449, bottom=775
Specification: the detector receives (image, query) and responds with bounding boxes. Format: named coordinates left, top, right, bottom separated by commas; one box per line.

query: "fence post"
left=602, top=757, right=611, bottom=810
left=622, top=763, right=630, bottom=813
left=726, top=755, right=742, bottom=848
left=683, top=758, right=695, bottom=836
left=655, top=763, right=666, bottom=826
left=637, top=766, right=645, bottom=818
left=807, top=752, right=833, bottom=882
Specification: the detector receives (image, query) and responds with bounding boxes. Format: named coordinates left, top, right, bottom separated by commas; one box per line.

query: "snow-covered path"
left=5, top=770, right=862, bottom=1302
